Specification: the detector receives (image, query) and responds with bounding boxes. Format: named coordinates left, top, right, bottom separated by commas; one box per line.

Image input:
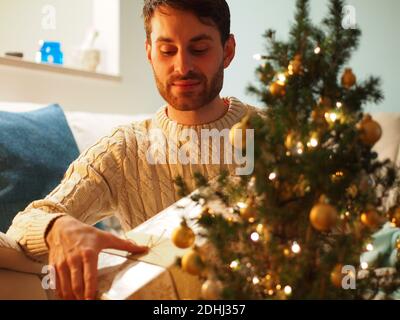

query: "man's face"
left=146, top=6, right=235, bottom=111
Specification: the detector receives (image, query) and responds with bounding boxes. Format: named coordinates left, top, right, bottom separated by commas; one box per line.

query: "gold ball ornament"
left=288, top=54, right=302, bottom=75
left=284, top=131, right=298, bottom=150
left=172, top=222, right=195, bottom=249
left=330, top=264, right=344, bottom=288
left=201, top=279, right=223, bottom=300
left=309, top=202, right=338, bottom=232
left=341, top=68, right=357, bottom=89
left=358, top=114, right=382, bottom=147
left=360, top=208, right=381, bottom=228
left=269, top=81, right=286, bottom=97
left=181, top=249, right=204, bottom=276
left=229, top=116, right=249, bottom=149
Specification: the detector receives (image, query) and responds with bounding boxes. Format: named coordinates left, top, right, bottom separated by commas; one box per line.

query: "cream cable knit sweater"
left=6, top=97, right=257, bottom=258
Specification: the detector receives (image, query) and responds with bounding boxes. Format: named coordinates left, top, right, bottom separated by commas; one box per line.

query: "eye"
left=161, top=51, right=175, bottom=56
left=159, top=45, right=177, bottom=56
left=191, top=47, right=209, bottom=56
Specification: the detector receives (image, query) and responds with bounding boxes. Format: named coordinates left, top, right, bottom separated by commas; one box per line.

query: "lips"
left=172, top=80, right=201, bottom=87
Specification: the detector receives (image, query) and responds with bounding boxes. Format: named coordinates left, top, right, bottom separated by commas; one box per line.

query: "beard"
left=153, top=62, right=224, bottom=111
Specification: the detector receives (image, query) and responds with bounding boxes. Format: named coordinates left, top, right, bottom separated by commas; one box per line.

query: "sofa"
left=0, top=102, right=399, bottom=299
left=0, top=101, right=151, bottom=299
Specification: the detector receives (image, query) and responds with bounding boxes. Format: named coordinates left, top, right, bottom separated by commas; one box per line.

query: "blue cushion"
left=0, top=104, right=79, bottom=232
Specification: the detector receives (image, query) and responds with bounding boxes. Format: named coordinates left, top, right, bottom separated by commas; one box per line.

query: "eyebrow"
left=156, top=34, right=213, bottom=43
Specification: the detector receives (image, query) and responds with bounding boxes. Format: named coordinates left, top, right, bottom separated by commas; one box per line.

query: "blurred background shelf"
left=0, top=56, right=121, bottom=82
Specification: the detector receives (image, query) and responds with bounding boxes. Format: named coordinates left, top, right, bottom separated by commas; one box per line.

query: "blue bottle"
left=37, top=41, right=63, bottom=65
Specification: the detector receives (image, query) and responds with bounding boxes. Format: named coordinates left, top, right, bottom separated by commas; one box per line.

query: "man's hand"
left=46, top=216, right=148, bottom=300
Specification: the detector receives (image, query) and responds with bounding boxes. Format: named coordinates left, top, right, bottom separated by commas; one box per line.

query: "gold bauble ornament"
left=269, top=81, right=286, bottom=97
left=201, top=279, right=223, bottom=300
left=288, top=54, right=302, bottom=75
left=309, top=201, right=338, bottom=232
left=341, top=68, right=356, bottom=89
left=360, top=208, right=381, bottom=228
left=330, top=264, right=344, bottom=288
left=285, top=131, right=298, bottom=150
left=181, top=249, right=204, bottom=276
left=172, top=222, right=195, bottom=249
left=229, top=116, right=249, bottom=149
left=240, top=197, right=258, bottom=222
left=358, top=114, right=382, bottom=147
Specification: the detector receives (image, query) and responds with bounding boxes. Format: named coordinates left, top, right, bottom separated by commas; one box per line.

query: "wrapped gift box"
left=97, top=195, right=203, bottom=300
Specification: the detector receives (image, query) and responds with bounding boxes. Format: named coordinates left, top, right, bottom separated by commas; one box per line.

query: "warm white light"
left=268, top=172, right=277, bottom=180
left=361, top=262, right=369, bottom=270
left=251, top=232, right=260, bottom=242
left=230, top=260, right=239, bottom=269
left=291, top=241, right=301, bottom=254
left=308, top=138, right=318, bottom=147
left=336, top=102, right=343, bottom=108
left=325, top=112, right=338, bottom=123
left=366, top=243, right=374, bottom=251
left=284, top=285, right=292, bottom=295
left=314, top=47, right=321, bottom=54
left=252, top=276, right=260, bottom=285
left=297, top=148, right=304, bottom=155
left=237, top=202, right=247, bottom=209
left=277, top=73, right=287, bottom=84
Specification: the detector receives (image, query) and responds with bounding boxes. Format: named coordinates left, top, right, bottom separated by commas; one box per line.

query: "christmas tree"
left=172, top=0, right=400, bottom=299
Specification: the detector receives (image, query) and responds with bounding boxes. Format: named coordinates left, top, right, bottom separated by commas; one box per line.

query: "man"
left=7, top=0, right=257, bottom=300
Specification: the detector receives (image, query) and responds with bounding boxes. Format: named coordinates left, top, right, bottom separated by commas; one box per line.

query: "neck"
left=166, top=96, right=228, bottom=126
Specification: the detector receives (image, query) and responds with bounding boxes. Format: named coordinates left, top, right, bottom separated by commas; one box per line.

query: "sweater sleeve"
left=6, top=127, right=127, bottom=258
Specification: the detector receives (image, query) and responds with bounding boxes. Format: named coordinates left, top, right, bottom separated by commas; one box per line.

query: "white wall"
left=0, top=0, right=163, bottom=115
left=225, top=0, right=400, bottom=113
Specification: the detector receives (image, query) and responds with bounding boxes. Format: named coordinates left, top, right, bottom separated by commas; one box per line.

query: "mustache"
left=168, top=72, right=205, bottom=85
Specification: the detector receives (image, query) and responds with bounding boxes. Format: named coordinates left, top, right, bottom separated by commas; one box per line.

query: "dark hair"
left=143, top=0, right=231, bottom=44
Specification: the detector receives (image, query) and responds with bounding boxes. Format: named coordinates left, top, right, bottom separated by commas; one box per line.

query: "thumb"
left=106, top=234, right=149, bottom=254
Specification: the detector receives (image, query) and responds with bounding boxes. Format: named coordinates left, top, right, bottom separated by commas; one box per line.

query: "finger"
left=57, top=261, right=75, bottom=300
left=105, top=234, right=149, bottom=254
left=68, top=256, right=85, bottom=300
left=82, top=249, right=98, bottom=300
left=54, top=264, right=63, bottom=299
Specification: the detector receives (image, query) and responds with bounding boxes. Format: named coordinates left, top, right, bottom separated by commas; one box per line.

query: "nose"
left=174, top=50, right=194, bottom=75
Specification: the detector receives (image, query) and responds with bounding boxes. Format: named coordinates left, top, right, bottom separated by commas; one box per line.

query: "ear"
left=145, top=39, right=152, bottom=63
left=223, top=34, right=236, bottom=69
